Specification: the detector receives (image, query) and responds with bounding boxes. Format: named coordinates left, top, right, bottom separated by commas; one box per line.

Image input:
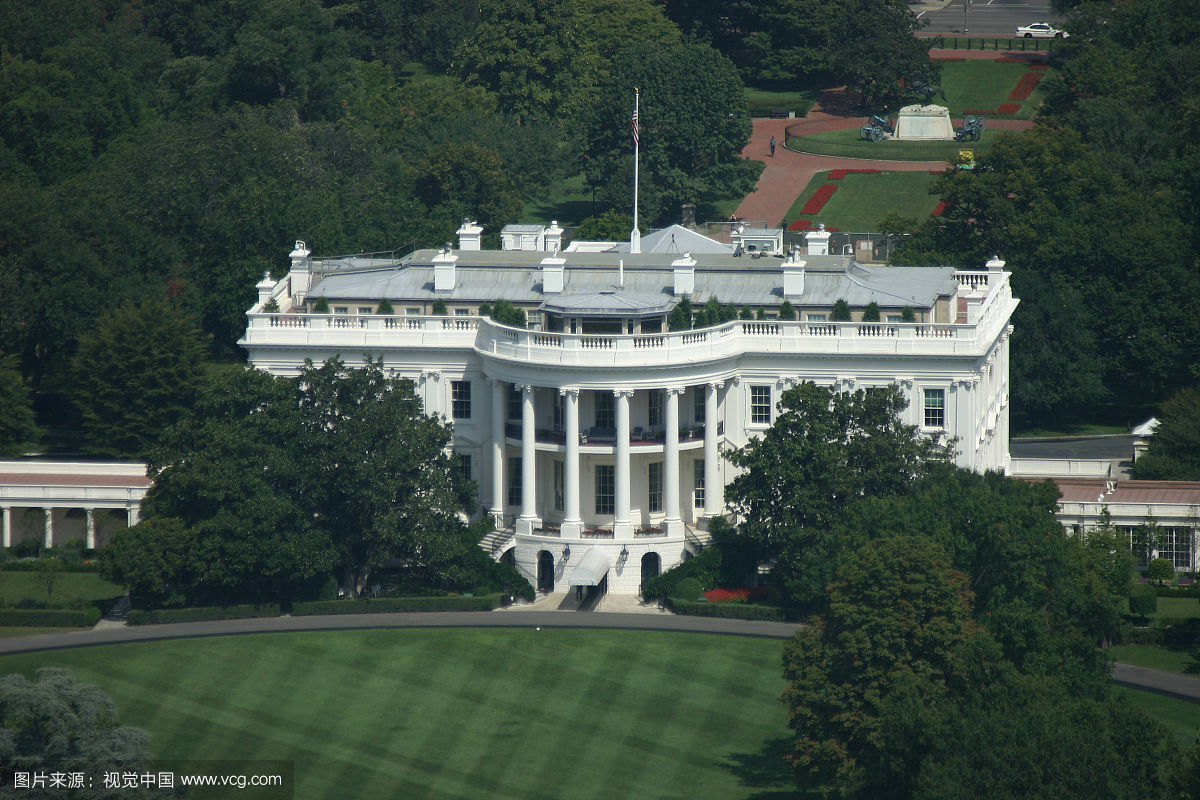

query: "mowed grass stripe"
left=0, top=630, right=791, bottom=799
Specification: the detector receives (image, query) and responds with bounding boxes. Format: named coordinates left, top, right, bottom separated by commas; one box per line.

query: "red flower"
left=932, top=201, right=948, bottom=216
left=800, top=184, right=838, bottom=215
left=789, top=220, right=813, bottom=231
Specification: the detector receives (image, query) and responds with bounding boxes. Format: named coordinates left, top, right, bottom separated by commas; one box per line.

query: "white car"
left=1016, top=22, right=1069, bottom=38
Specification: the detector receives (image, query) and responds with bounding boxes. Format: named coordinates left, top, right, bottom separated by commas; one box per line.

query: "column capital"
left=559, top=387, right=579, bottom=398
left=894, top=377, right=915, bottom=388
left=612, top=388, right=634, bottom=399
left=708, top=381, right=724, bottom=392
left=665, top=386, right=686, bottom=396
left=422, top=370, right=441, bottom=381
left=519, top=384, right=535, bottom=394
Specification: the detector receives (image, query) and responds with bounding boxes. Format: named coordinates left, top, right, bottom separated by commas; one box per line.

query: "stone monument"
left=892, top=104, right=955, bottom=140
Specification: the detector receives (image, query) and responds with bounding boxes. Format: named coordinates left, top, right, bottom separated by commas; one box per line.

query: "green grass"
left=1011, top=422, right=1130, bottom=438
left=1111, top=645, right=1199, bottom=676
left=0, top=630, right=799, bottom=800
left=936, top=60, right=1047, bottom=119
left=787, top=128, right=1005, bottom=161
left=0, top=570, right=124, bottom=606
left=784, top=170, right=942, bottom=232
left=1116, top=686, right=1200, bottom=743
left=1149, top=597, right=1200, bottom=622
left=519, top=172, right=595, bottom=226
left=745, top=86, right=818, bottom=118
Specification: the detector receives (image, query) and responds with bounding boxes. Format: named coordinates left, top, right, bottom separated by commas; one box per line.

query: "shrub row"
left=1155, top=585, right=1200, bottom=598
left=1118, top=618, right=1200, bottom=646
left=669, top=599, right=790, bottom=622
left=127, top=604, right=281, bottom=625
left=0, top=561, right=102, bottom=573
left=0, top=607, right=102, bottom=627
left=290, top=594, right=501, bottom=616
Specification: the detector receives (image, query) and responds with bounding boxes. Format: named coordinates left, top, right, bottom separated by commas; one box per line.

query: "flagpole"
left=631, top=87, right=641, bottom=254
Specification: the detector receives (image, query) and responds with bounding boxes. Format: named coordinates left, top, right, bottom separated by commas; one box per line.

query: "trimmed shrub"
left=831, top=299, right=852, bottom=321
left=2, top=560, right=101, bottom=573
left=126, top=604, right=280, bottom=625
left=0, top=607, right=101, bottom=627
left=671, top=578, right=704, bottom=602
left=291, top=595, right=501, bottom=615
left=1146, top=558, right=1176, bottom=586
left=1155, top=584, right=1200, bottom=598
left=642, top=545, right=722, bottom=600
left=1119, top=626, right=1165, bottom=645
left=1128, top=583, right=1158, bottom=618
left=1160, top=618, right=1200, bottom=646
left=670, top=600, right=788, bottom=621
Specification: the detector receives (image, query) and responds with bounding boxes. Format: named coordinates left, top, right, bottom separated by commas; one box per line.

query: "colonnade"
left=487, top=381, right=725, bottom=537
left=0, top=505, right=139, bottom=550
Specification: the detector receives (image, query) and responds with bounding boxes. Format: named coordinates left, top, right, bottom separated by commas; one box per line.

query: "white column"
left=1, top=507, right=11, bottom=549
left=704, top=382, right=724, bottom=517
left=490, top=379, right=506, bottom=524
left=664, top=388, right=683, bottom=535
left=614, top=389, right=633, bottom=536
left=85, top=508, right=96, bottom=550
left=127, top=505, right=140, bottom=527
left=562, top=388, right=582, bottom=537
left=517, top=385, right=538, bottom=533
left=44, top=508, right=54, bottom=549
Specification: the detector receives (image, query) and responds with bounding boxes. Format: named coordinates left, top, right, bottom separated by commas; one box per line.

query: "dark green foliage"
left=312, top=296, right=330, bottom=313
left=1128, top=583, right=1158, bottom=619
left=99, top=517, right=200, bottom=609
left=671, top=577, right=704, bottom=602
left=724, top=382, right=951, bottom=606
left=431, top=298, right=448, bottom=315
left=640, top=539, right=724, bottom=600
left=1133, top=385, right=1200, bottom=480
left=755, top=307, right=767, bottom=320
left=1145, top=557, right=1176, bottom=586
left=861, top=302, right=880, bottom=322
left=125, top=604, right=280, bottom=625
left=486, top=299, right=526, bottom=328
left=0, top=607, right=101, bottom=627
left=290, top=595, right=501, bottom=615
left=0, top=668, right=156, bottom=795
left=670, top=600, right=786, bottom=621
left=830, top=299, right=851, bottom=321
left=574, top=210, right=645, bottom=242
left=778, top=300, right=796, bottom=320
left=376, top=298, right=393, bottom=314
left=667, top=297, right=693, bottom=331
left=901, top=305, right=916, bottom=322
left=738, top=306, right=752, bottom=320
left=70, top=299, right=206, bottom=458
left=0, top=355, right=38, bottom=455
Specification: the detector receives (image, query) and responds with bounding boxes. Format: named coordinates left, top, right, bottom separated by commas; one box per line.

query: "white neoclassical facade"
left=240, top=222, right=1019, bottom=594
left=0, top=461, right=149, bottom=550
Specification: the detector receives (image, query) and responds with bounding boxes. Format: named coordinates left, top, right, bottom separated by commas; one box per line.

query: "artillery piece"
left=954, top=115, right=987, bottom=142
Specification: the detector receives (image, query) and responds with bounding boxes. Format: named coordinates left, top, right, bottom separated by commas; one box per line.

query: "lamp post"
left=963, top=0, right=970, bottom=34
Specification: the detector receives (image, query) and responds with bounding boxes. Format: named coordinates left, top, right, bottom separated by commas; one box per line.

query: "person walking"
left=769, top=136, right=777, bottom=156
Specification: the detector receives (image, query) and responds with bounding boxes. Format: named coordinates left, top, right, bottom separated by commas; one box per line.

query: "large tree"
left=0, top=354, right=37, bottom=455
left=724, top=382, right=951, bottom=606
left=70, top=298, right=207, bottom=458
left=0, top=668, right=158, bottom=799
left=581, top=39, right=758, bottom=222
left=1132, top=384, right=1200, bottom=480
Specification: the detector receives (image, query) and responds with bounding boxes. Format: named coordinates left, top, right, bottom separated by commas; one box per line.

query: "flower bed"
left=789, top=220, right=812, bottom=231
left=932, top=57, right=966, bottom=62
left=827, top=168, right=880, bottom=180
left=1008, top=72, right=1044, bottom=100
left=704, top=588, right=750, bottom=604
left=800, top=184, right=838, bottom=214
left=963, top=103, right=1021, bottom=115
left=932, top=201, right=948, bottom=217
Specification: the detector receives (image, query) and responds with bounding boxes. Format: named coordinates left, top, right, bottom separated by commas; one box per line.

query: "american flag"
left=631, top=107, right=639, bottom=145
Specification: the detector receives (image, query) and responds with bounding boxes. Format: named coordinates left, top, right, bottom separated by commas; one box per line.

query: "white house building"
left=239, top=221, right=1019, bottom=595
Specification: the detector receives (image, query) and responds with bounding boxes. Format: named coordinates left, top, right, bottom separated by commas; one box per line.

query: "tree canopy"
left=1132, top=384, right=1200, bottom=480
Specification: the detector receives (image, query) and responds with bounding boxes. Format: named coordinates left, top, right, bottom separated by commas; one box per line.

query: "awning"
left=570, top=548, right=611, bottom=586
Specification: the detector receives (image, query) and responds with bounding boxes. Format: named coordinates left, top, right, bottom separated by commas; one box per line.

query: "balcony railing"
left=241, top=272, right=1014, bottom=364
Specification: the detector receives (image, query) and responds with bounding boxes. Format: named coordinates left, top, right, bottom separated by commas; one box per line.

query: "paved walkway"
left=735, top=50, right=1039, bottom=227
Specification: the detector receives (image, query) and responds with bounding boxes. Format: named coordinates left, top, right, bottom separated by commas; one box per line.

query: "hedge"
left=0, top=561, right=102, bottom=573
left=1117, top=619, right=1200, bottom=646
left=0, top=607, right=101, bottom=627
left=126, top=604, right=281, bottom=625
left=669, top=599, right=790, bottom=622
left=290, top=594, right=501, bottom=616
left=1154, top=585, right=1200, bottom=598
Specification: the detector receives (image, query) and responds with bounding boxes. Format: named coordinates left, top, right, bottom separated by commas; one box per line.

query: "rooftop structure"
left=241, top=223, right=1019, bottom=595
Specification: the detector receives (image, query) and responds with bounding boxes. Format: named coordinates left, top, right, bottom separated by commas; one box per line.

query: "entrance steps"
left=479, top=528, right=515, bottom=555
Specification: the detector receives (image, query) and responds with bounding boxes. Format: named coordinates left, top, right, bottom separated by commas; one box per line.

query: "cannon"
left=954, top=115, right=987, bottom=142
left=869, top=115, right=894, bottom=134
left=860, top=123, right=886, bottom=142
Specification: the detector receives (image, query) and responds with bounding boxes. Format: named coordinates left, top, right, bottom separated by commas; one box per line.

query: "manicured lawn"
left=520, top=172, right=595, bottom=227
left=786, top=128, right=1005, bottom=161
left=1011, top=422, right=1130, bottom=437
left=745, top=86, right=818, bottom=118
left=0, top=626, right=85, bottom=638
left=1149, top=597, right=1200, bottom=622
left=0, top=570, right=124, bottom=606
left=1111, top=645, right=1200, bottom=676
left=1116, top=686, right=1200, bottom=743
left=0, top=630, right=798, bottom=800
left=937, top=60, right=1048, bottom=119
left=785, top=170, right=942, bottom=232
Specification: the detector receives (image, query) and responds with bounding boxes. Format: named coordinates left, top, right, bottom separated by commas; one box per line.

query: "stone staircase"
left=685, top=526, right=713, bottom=551
left=479, top=528, right=515, bottom=556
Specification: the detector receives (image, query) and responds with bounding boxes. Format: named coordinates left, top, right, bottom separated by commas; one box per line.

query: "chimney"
left=672, top=253, right=696, bottom=296
left=985, top=254, right=1005, bottom=271
left=256, top=271, right=277, bottom=306
left=457, top=220, right=483, bottom=251
left=541, top=256, right=565, bottom=293
left=805, top=223, right=831, bottom=256
left=288, top=240, right=312, bottom=301
left=782, top=248, right=806, bottom=298
left=544, top=220, right=563, bottom=252
left=433, top=243, right=458, bottom=292
left=730, top=222, right=746, bottom=251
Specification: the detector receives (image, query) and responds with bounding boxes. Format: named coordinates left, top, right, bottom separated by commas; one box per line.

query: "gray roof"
left=542, top=291, right=675, bottom=316
left=608, top=224, right=734, bottom=255
left=306, top=249, right=956, bottom=310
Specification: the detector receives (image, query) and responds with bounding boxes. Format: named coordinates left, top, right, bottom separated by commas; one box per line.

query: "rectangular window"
left=406, top=307, right=421, bottom=316
left=886, top=314, right=903, bottom=323
left=694, top=389, right=706, bottom=425
left=694, top=460, right=705, bottom=508
left=595, top=465, right=615, bottom=515
left=455, top=308, right=471, bottom=316
left=357, top=306, right=373, bottom=315
left=333, top=306, right=349, bottom=314
left=595, top=392, right=614, bottom=429
left=750, top=385, right=772, bottom=425
left=806, top=313, right=827, bottom=322
left=647, top=390, right=663, bottom=428
left=648, top=462, right=663, bottom=513
left=1123, top=526, right=1150, bottom=568
left=923, top=388, right=945, bottom=428
left=456, top=453, right=472, bottom=483
left=507, top=456, right=522, bottom=507
left=451, top=380, right=472, bottom=419
left=553, top=461, right=565, bottom=512
left=508, top=386, right=522, bottom=420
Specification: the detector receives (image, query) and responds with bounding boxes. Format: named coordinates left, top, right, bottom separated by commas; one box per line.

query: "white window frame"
left=750, top=385, right=772, bottom=426
left=922, top=387, right=945, bottom=429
